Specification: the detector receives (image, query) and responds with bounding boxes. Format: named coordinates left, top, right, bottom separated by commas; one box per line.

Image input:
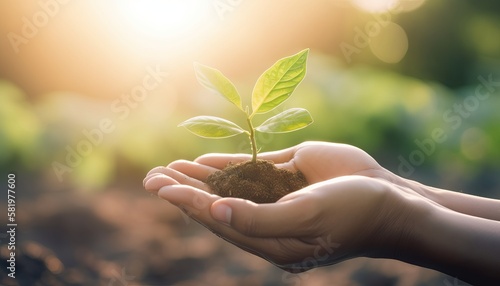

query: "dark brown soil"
left=206, top=160, right=309, bottom=203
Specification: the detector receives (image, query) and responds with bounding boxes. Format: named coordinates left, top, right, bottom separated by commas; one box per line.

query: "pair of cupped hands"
left=143, top=141, right=435, bottom=272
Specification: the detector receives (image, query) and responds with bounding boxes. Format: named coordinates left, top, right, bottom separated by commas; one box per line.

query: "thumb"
left=210, top=197, right=318, bottom=238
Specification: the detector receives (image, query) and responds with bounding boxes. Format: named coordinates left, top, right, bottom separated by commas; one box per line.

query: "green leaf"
left=194, top=62, right=243, bottom=110
left=256, top=108, right=313, bottom=133
left=251, top=49, right=309, bottom=115
left=179, top=116, right=246, bottom=138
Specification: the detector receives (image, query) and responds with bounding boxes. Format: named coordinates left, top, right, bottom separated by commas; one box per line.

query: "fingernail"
left=212, top=204, right=232, bottom=226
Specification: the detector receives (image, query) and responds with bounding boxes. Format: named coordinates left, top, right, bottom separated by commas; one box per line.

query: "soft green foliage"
left=251, top=49, right=309, bottom=115
left=178, top=115, right=245, bottom=138
left=255, top=108, right=312, bottom=133
left=180, top=49, right=313, bottom=162
left=193, top=63, right=243, bottom=111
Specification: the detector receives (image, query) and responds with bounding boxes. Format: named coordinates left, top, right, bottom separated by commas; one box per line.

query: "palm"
left=284, top=143, right=437, bottom=206
left=282, top=142, right=384, bottom=183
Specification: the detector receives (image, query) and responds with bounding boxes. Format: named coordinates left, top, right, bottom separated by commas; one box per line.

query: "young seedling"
left=179, top=48, right=313, bottom=163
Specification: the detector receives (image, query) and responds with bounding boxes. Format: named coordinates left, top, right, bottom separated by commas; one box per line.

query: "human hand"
left=145, top=141, right=429, bottom=201
left=143, top=142, right=429, bottom=271
left=191, top=141, right=389, bottom=184
left=144, top=141, right=389, bottom=187
left=143, top=141, right=500, bottom=284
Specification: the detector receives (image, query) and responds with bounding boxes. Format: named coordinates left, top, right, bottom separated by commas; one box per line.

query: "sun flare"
left=351, top=0, right=426, bottom=13
left=118, top=0, right=213, bottom=40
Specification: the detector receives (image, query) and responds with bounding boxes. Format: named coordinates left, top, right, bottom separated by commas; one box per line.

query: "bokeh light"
left=369, top=22, right=408, bottom=63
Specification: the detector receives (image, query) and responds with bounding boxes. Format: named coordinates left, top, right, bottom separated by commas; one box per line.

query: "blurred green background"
left=0, top=0, right=499, bottom=285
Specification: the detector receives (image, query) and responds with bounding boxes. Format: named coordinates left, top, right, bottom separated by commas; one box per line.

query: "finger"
left=143, top=169, right=170, bottom=187
left=210, top=194, right=320, bottom=238
left=144, top=174, right=179, bottom=194
left=195, top=146, right=297, bottom=169
left=274, top=159, right=300, bottom=173
left=258, top=146, right=296, bottom=163
left=194, top=153, right=251, bottom=169
left=146, top=166, right=165, bottom=178
left=158, top=185, right=219, bottom=219
left=167, top=160, right=219, bottom=181
left=144, top=166, right=169, bottom=183
left=158, top=185, right=286, bottom=256
left=144, top=166, right=209, bottom=192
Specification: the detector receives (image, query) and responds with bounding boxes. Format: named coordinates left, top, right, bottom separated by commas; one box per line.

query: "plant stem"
left=246, top=117, right=258, bottom=163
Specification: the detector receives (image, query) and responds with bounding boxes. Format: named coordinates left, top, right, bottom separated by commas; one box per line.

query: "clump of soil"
left=206, top=160, right=308, bottom=203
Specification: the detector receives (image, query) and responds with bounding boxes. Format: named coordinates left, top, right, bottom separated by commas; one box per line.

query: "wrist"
left=364, top=182, right=435, bottom=260
left=394, top=200, right=500, bottom=284
left=391, top=173, right=438, bottom=202
left=398, top=175, right=500, bottom=221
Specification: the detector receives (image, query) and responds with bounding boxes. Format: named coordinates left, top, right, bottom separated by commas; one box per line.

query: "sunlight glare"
left=119, top=0, right=213, bottom=40
left=351, top=0, right=399, bottom=13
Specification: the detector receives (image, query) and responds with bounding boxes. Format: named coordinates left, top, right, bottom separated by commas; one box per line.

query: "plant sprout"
left=179, top=49, right=313, bottom=163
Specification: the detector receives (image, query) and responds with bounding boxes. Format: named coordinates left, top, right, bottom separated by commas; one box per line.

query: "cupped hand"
left=143, top=141, right=389, bottom=188
left=144, top=141, right=422, bottom=199
left=142, top=142, right=426, bottom=271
